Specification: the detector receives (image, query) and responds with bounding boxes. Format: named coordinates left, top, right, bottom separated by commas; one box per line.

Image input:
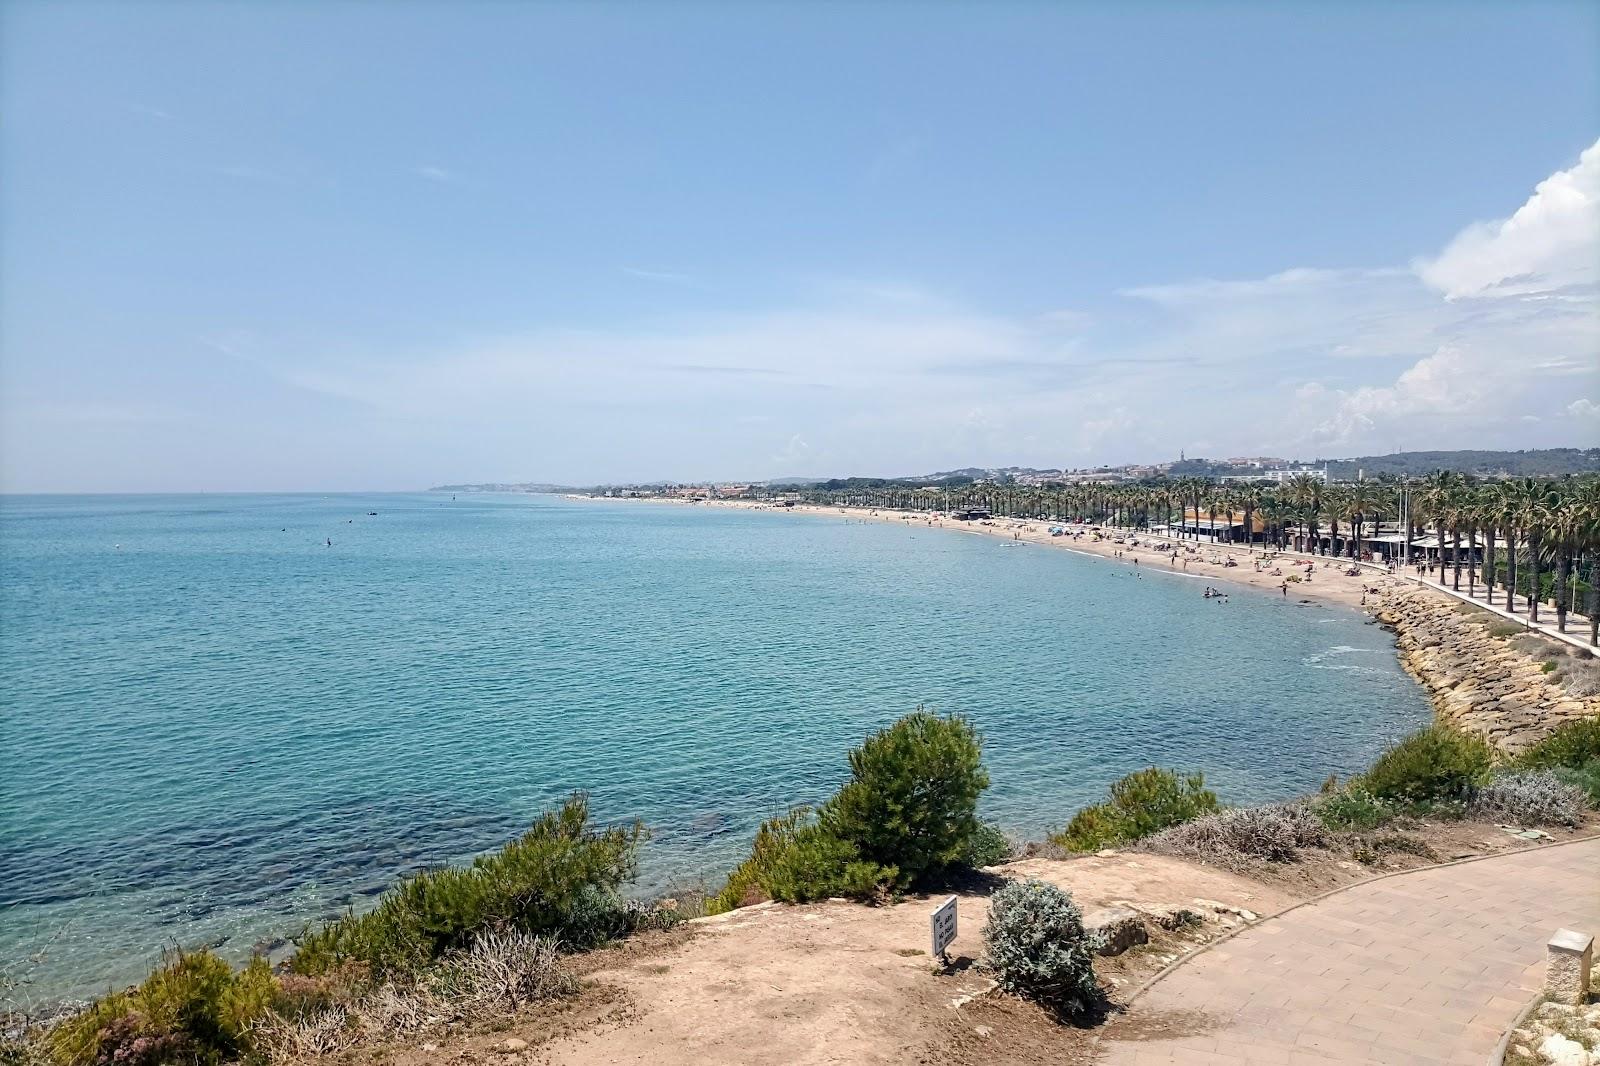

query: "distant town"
left=431, top=447, right=1600, bottom=499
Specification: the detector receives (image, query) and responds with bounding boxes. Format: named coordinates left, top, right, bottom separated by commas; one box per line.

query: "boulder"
left=1085, top=906, right=1149, bottom=957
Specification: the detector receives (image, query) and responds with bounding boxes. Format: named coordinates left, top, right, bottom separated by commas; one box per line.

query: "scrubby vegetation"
left=1358, top=725, right=1493, bottom=804
left=1312, top=785, right=1394, bottom=832
left=981, top=880, right=1102, bottom=1022
left=1470, top=770, right=1588, bottom=827
left=20, top=795, right=664, bottom=1066
left=961, top=822, right=1014, bottom=868
left=45, top=951, right=277, bottom=1066
left=707, top=710, right=991, bottom=912
left=292, top=794, right=646, bottom=977
left=1146, top=803, right=1328, bottom=864
left=1510, top=716, right=1600, bottom=806
left=1050, top=768, right=1219, bottom=852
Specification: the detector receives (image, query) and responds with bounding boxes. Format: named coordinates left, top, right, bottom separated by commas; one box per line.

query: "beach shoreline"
left=582, top=495, right=1599, bottom=750
left=583, top=494, right=1396, bottom=614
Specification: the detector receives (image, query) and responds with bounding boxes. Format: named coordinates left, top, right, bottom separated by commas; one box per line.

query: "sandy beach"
left=597, top=496, right=1405, bottom=616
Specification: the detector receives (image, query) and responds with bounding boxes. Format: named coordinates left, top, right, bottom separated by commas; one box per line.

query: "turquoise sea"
left=0, top=493, right=1428, bottom=1002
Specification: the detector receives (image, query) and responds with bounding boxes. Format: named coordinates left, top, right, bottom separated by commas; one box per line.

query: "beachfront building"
left=1173, top=507, right=1266, bottom=543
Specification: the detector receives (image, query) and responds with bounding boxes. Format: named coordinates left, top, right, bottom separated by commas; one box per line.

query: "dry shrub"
left=424, top=930, right=576, bottom=1020
left=1471, top=770, right=1588, bottom=827
left=1145, top=804, right=1329, bottom=865
left=253, top=1006, right=359, bottom=1064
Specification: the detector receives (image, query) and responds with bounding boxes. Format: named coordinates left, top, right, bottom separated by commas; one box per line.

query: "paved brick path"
left=1098, top=837, right=1600, bottom=1065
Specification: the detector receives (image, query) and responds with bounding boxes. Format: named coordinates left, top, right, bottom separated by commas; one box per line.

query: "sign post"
left=930, top=895, right=958, bottom=963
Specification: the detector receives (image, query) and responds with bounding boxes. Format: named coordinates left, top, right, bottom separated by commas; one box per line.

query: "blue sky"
left=2, top=2, right=1597, bottom=492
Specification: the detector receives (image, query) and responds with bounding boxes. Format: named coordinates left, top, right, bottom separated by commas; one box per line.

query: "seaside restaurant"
left=1172, top=507, right=1266, bottom=544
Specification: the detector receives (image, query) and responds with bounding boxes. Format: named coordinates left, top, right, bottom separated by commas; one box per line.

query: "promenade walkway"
left=1097, top=837, right=1600, bottom=1066
left=1406, top=574, right=1597, bottom=656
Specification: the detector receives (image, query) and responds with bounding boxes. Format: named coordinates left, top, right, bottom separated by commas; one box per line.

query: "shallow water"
left=0, top=493, right=1427, bottom=1001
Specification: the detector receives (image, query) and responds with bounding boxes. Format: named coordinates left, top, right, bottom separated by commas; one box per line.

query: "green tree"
left=822, top=710, right=990, bottom=885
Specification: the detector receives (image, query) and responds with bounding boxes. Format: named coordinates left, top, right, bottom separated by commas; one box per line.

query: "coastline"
left=588, top=495, right=1599, bottom=751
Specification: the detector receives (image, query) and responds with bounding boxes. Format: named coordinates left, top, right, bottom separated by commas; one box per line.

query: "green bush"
left=981, top=879, right=1102, bottom=1021
left=1049, top=768, right=1219, bottom=852
left=1515, top=717, right=1600, bottom=771
left=1359, top=725, right=1493, bottom=804
left=961, top=822, right=1013, bottom=868
left=291, top=793, right=643, bottom=977
left=820, top=710, right=989, bottom=885
left=47, top=952, right=278, bottom=1066
left=1312, top=787, right=1393, bottom=832
left=707, top=710, right=990, bottom=911
left=1552, top=763, right=1600, bottom=806
left=1486, top=620, right=1525, bottom=638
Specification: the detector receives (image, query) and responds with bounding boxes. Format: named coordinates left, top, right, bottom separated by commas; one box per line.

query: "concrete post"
left=1546, top=928, right=1593, bottom=1006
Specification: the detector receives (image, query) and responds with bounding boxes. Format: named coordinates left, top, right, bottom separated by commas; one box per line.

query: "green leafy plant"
left=981, top=879, right=1103, bottom=1022
left=1312, top=787, right=1393, bottom=832
left=1359, top=725, right=1493, bottom=804
left=1049, top=768, right=1219, bottom=852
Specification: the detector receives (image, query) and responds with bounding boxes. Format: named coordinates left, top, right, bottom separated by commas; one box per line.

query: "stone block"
left=1547, top=928, right=1594, bottom=1007
left=1085, top=906, right=1149, bottom=957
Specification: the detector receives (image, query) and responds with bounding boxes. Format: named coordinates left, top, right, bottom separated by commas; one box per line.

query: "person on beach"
left=1281, top=581, right=1288, bottom=596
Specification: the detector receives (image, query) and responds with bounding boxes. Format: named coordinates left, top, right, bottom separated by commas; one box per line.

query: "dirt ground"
left=320, top=814, right=1595, bottom=1066
left=348, top=851, right=1290, bottom=1066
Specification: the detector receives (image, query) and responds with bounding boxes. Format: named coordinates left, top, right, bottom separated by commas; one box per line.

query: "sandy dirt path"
left=526, top=853, right=1298, bottom=1066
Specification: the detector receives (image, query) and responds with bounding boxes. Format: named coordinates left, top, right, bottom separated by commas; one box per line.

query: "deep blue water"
left=0, top=493, right=1427, bottom=1001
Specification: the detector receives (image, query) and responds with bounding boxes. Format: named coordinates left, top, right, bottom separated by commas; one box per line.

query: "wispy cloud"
left=622, top=267, right=696, bottom=284
left=215, top=164, right=299, bottom=185
left=126, top=103, right=173, bottom=121
left=414, top=165, right=460, bottom=184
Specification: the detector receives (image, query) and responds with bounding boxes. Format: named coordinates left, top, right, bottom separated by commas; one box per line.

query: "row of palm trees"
left=797, top=472, right=1600, bottom=645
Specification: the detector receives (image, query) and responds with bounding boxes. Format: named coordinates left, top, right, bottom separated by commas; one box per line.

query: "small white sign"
left=930, top=895, right=958, bottom=959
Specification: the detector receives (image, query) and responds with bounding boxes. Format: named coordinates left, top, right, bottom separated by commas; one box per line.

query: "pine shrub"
left=707, top=710, right=990, bottom=911
left=291, top=793, right=643, bottom=976
left=47, top=952, right=278, bottom=1066
left=1050, top=768, right=1219, bottom=852
left=1515, top=717, right=1600, bottom=771
left=821, top=710, right=989, bottom=885
left=1359, top=726, right=1493, bottom=804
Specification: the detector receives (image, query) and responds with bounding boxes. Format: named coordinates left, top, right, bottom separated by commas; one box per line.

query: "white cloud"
left=1416, top=140, right=1600, bottom=299
left=140, top=146, right=1599, bottom=483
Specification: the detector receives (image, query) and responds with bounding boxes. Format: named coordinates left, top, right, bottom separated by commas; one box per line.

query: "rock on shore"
left=1377, top=588, right=1600, bottom=753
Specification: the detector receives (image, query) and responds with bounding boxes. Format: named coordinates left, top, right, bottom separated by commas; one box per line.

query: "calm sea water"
left=0, top=493, right=1427, bottom=1002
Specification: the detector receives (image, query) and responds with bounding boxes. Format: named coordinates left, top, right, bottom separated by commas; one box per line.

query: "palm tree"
left=1575, top=479, right=1600, bottom=646
left=1237, top=484, right=1264, bottom=552
left=1419, top=470, right=1458, bottom=577
left=1547, top=480, right=1581, bottom=633
left=1342, top=483, right=1380, bottom=562
left=1285, top=474, right=1321, bottom=554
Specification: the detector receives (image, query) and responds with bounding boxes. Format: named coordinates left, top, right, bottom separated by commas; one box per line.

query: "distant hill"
left=429, top=482, right=580, bottom=493
left=1319, top=449, right=1600, bottom=479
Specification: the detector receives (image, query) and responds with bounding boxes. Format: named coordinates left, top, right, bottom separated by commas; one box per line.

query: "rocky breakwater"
left=1377, top=587, right=1600, bottom=754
